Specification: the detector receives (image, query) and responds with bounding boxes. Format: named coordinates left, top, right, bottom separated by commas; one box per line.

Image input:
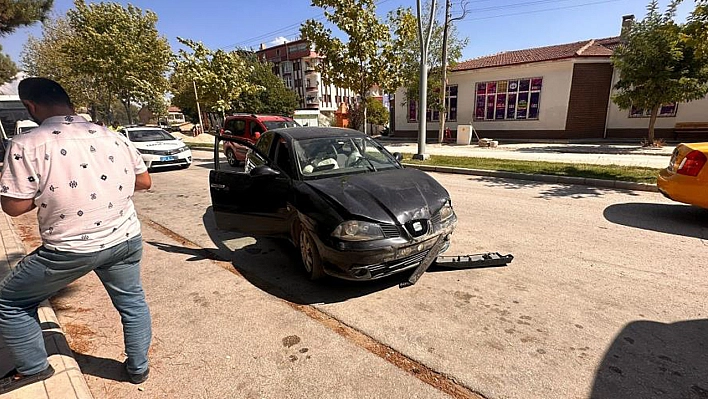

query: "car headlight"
left=179, top=146, right=190, bottom=153
left=331, top=220, right=385, bottom=241
left=438, top=201, right=454, bottom=221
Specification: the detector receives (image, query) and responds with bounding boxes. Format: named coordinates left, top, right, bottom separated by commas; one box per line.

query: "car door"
left=209, top=132, right=291, bottom=236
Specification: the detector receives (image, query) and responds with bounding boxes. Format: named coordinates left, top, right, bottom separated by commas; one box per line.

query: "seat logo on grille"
left=413, top=222, right=423, bottom=232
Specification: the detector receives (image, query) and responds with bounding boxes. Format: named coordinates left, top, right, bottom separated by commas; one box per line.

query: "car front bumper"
left=142, top=151, right=193, bottom=169
left=314, top=217, right=457, bottom=281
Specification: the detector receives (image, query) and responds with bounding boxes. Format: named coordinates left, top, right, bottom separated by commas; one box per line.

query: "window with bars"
left=629, top=103, right=678, bottom=118
left=474, top=77, right=542, bottom=121
left=406, top=85, right=459, bottom=122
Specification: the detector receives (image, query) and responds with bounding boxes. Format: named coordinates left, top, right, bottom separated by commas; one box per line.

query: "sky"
left=0, top=0, right=699, bottom=69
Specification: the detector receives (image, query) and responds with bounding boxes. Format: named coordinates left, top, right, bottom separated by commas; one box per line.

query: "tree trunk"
left=647, top=105, right=659, bottom=145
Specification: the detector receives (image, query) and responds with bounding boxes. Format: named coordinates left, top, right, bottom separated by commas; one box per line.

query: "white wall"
left=606, top=68, right=708, bottom=129
left=395, top=59, right=575, bottom=133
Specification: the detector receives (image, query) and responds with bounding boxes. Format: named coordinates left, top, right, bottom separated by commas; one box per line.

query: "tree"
left=232, top=54, right=299, bottom=115
left=350, top=97, right=388, bottom=131
left=21, top=16, right=103, bottom=114
left=0, top=0, right=53, bottom=83
left=684, top=0, right=708, bottom=59
left=172, top=38, right=259, bottom=120
left=301, top=0, right=416, bottom=133
left=612, top=0, right=708, bottom=144
left=63, top=0, right=171, bottom=124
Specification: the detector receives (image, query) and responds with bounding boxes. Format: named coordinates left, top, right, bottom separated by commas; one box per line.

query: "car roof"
left=275, top=127, right=367, bottom=141
left=227, top=114, right=294, bottom=122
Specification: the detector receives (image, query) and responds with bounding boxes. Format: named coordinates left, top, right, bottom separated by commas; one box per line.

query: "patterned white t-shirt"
left=0, top=115, right=148, bottom=253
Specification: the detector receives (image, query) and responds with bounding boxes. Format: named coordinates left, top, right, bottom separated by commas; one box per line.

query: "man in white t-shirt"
left=0, top=78, right=152, bottom=393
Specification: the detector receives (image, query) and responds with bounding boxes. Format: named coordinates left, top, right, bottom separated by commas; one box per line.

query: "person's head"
left=18, top=77, right=74, bottom=124
left=111, top=121, right=119, bottom=128
left=96, top=120, right=104, bottom=126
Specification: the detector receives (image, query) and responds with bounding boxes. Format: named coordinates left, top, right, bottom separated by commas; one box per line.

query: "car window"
left=251, top=122, right=265, bottom=135
left=274, top=137, right=294, bottom=177
left=263, top=120, right=300, bottom=130
left=254, top=131, right=275, bottom=158
left=232, top=120, right=246, bottom=136
left=294, top=136, right=399, bottom=179
left=127, top=129, right=175, bottom=142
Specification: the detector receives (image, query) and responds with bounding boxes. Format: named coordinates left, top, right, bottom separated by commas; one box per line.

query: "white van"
left=15, top=119, right=39, bottom=135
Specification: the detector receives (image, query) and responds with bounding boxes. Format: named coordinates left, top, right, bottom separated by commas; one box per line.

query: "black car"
left=209, top=127, right=457, bottom=281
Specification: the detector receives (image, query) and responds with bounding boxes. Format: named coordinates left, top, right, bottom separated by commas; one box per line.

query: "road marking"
left=142, top=217, right=487, bottom=399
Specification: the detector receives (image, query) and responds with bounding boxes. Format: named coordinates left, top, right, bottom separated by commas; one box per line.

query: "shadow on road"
left=471, top=176, right=641, bottom=199
left=590, top=319, right=708, bottom=399
left=72, top=352, right=128, bottom=382
left=603, top=203, right=708, bottom=239
left=193, top=207, right=424, bottom=304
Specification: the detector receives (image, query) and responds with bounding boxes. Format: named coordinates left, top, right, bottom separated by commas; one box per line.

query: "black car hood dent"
left=305, top=168, right=449, bottom=225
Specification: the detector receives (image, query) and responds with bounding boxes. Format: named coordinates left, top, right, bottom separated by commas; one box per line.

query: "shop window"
left=475, top=77, right=543, bottom=121
left=406, top=85, right=458, bottom=122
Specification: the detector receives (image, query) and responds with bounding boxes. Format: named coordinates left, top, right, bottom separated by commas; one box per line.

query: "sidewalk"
left=0, top=213, right=92, bottom=399
left=380, top=141, right=673, bottom=168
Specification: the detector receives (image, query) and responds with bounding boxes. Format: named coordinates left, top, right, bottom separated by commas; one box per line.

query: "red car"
left=221, top=114, right=299, bottom=166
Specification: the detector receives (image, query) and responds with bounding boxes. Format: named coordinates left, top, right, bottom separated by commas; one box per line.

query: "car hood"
left=305, top=168, right=449, bottom=225
left=132, top=140, right=185, bottom=150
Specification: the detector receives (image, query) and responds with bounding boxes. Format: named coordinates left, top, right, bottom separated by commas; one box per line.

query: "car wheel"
left=226, top=149, right=239, bottom=167
left=299, top=227, right=324, bottom=280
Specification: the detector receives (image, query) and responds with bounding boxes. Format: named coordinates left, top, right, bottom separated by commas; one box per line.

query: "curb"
left=0, top=213, right=94, bottom=399
left=402, top=163, right=659, bottom=193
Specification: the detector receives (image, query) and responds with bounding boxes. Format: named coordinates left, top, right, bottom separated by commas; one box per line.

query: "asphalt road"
left=54, top=154, right=708, bottom=398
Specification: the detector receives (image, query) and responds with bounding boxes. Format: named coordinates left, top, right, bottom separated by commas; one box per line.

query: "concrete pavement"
left=0, top=212, right=93, bottom=399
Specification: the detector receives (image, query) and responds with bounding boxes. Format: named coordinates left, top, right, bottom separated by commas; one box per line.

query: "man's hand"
left=135, top=171, right=152, bottom=191
left=1, top=197, right=36, bottom=217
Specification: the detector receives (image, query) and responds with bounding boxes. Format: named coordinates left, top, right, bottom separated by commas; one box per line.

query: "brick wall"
left=564, top=63, right=614, bottom=138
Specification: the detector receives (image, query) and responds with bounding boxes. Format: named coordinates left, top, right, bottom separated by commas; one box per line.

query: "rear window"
left=127, top=129, right=175, bottom=142
left=263, top=120, right=300, bottom=130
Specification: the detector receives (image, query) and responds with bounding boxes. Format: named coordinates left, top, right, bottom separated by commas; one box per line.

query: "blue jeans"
left=0, top=234, right=151, bottom=375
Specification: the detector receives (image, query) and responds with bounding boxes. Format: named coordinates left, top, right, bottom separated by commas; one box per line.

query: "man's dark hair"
left=18, top=77, right=73, bottom=107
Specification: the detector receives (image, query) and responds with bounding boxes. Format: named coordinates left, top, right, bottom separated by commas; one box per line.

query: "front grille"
left=365, top=250, right=430, bottom=279
left=380, top=224, right=400, bottom=238
left=405, top=219, right=430, bottom=238
left=151, top=159, right=188, bottom=166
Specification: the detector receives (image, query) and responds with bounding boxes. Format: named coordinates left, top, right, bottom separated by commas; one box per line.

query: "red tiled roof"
left=452, top=36, right=621, bottom=71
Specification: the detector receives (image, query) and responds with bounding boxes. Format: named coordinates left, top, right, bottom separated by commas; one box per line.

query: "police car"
left=120, top=126, right=192, bottom=170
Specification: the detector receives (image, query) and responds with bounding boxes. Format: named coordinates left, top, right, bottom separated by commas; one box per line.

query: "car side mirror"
left=223, top=130, right=232, bottom=136
left=250, top=165, right=280, bottom=177
left=393, top=152, right=403, bottom=162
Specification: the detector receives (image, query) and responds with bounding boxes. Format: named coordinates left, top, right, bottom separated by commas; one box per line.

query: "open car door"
left=209, top=134, right=290, bottom=236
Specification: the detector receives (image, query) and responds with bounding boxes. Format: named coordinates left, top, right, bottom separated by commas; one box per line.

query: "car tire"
left=226, top=148, right=239, bottom=167
left=299, top=227, right=325, bottom=281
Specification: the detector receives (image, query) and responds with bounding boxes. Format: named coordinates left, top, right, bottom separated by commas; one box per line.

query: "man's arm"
left=135, top=171, right=152, bottom=190
left=1, top=196, right=36, bottom=217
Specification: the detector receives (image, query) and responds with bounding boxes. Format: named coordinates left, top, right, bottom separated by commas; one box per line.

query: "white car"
left=121, top=126, right=192, bottom=170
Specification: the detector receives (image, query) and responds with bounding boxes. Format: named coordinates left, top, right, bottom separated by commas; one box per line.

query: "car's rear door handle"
left=210, top=183, right=228, bottom=190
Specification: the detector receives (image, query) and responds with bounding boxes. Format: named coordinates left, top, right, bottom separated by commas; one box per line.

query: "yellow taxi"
left=657, top=142, right=708, bottom=208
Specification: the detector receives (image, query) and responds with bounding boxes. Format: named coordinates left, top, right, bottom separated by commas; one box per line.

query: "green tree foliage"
left=350, top=97, right=388, bottom=129
left=232, top=54, right=299, bottom=115
left=400, top=3, right=468, bottom=110
left=685, top=0, right=708, bottom=59
left=21, top=16, right=102, bottom=112
left=172, top=38, right=258, bottom=118
left=0, top=0, right=53, bottom=83
left=612, top=0, right=708, bottom=144
left=301, top=0, right=416, bottom=130
left=63, top=0, right=171, bottom=124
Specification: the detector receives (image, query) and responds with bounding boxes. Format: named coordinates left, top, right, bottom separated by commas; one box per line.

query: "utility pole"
left=193, top=80, right=205, bottom=133
left=439, top=0, right=468, bottom=144
left=414, top=0, right=437, bottom=160
left=438, top=0, right=451, bottom=144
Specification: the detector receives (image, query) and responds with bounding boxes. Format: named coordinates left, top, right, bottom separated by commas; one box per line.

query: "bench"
left=675, top=122, right=708, bottom=142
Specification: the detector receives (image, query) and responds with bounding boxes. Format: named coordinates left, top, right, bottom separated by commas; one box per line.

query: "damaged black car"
left=209, top=127, right=457, bottom=281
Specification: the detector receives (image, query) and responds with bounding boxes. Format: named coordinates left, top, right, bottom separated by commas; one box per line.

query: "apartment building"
left=257, top=39, right=357, bottom=125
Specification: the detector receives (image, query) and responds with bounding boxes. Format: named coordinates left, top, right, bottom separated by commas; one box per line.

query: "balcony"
left=305, top=96, right=320, bottom=105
